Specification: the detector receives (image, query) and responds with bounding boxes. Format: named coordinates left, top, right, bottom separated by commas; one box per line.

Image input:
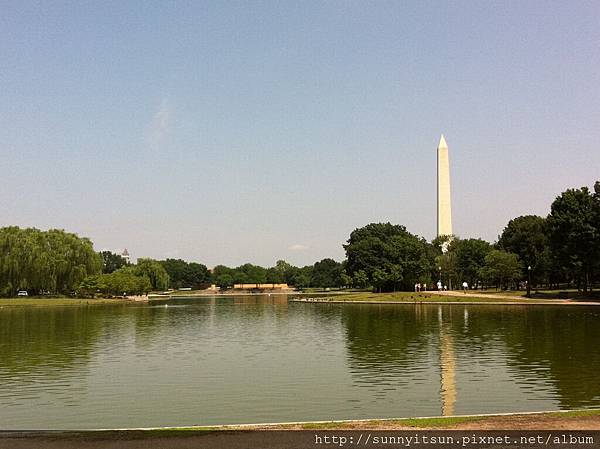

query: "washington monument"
left=437, top=135, right=453, bottom=238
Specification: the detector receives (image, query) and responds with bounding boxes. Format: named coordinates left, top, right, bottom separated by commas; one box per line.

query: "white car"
left=17, top=290, right=28, bottom=297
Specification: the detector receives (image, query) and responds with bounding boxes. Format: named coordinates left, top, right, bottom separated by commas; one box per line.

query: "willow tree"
left=135, top=258, right=170, bottom=291
left=0, top=227, right=101, bottom=296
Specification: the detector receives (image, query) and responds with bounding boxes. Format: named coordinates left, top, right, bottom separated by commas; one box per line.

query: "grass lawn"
left=0, top=297, right=134, bottom=307
left=284, top=409, right=600, bottom=430
left=468, top=290, right=526, bottom=296
left=296, top=415, right=490, bottom=430
left=470, top=289, right=600, bottom=300
left=154, top=409, right=600, bottom=431
left=304, top=291, right=552, bottom=303
left=24, top=409, right=599, bottom=436
left=296, top=289, right=600, bottom=304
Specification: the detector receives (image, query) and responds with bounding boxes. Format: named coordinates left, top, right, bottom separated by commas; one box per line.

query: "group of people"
left=414, top=282, right=427, bottom=292
left=414, top=282, right=452, bottom=291
left=414, top=281, right=469, bottom=292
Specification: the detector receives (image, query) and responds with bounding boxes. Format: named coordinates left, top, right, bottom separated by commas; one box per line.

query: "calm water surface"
left=1, top=295, right=599, bottom=429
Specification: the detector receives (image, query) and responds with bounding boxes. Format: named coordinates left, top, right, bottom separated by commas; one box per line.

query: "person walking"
left=437, top=280, right=442, bottom=291
left=462, top=281, right=468, bottom=293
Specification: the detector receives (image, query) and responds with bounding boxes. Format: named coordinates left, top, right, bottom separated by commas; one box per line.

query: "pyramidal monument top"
left=438, top=134, right=448, bottom=149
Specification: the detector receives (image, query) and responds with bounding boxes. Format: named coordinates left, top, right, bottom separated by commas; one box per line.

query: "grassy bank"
left=4, top=410, right=598, bottom=441
left=0, top=297, right=135, bottom=307
left=285, top=409, right=600, bottom=430
left=296, top=291, right=559, bottom=303
left=102, top=409, right=600, bottom=432
left=472, top=289, right=600, bottom=300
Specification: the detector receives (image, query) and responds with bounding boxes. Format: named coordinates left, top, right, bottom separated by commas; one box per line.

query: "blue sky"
left=1, top=1, right=599, bottom=267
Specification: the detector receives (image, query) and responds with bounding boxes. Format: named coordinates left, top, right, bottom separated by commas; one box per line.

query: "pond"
left=0, top=295, right=599, bottom=429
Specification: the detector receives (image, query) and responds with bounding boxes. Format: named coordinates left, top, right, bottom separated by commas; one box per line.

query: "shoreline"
left=290, top=298, right=600, bottom=306
left=290, top=289, right=600, bottom=306
left=81, top=409, right=600, bottom=431
left=1, top=409, right=599, bottom=435
left=164, top=290, right=346, bottom=297
left=0, top=297, right=144, bottom=308
left=2, top=287, right=600, bottom=308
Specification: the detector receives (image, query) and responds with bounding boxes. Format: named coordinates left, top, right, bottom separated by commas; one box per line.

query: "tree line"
left=343, top=181, right=600, bottom=292
left=439, top=181, right=600, bottom=292
left=0, top=229, right=346, bottom=296
left=210, top=258, right=344, bottom=290
left=1, top=180, right=598, bottom=296
left=97, top=253, right=346, bottom=294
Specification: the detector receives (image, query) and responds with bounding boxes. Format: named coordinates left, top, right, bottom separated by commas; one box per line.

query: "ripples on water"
left=0, top=297, right=599, bottom=429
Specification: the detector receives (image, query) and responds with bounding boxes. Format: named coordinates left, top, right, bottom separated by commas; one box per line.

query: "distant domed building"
left=121, top=248, right=131, bottom=264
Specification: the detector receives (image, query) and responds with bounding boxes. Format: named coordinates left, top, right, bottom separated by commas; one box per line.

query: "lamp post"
left=438, top=266, right=442, bottom=290
left=526, top=265, right=532, bottom=298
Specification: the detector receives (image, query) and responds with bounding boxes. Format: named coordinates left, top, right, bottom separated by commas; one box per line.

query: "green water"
left=0, top=295, right=599, bottom=429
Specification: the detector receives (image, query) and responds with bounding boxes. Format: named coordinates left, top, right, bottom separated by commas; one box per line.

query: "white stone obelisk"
left=437, top=135, right=453, bottom=239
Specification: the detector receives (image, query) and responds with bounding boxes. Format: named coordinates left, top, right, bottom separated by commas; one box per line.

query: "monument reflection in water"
left=0, top=297, right=599, bottom=429
left=439, top=306, right=457, bottom=417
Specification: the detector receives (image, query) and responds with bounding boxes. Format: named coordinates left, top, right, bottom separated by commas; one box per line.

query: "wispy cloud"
left=289, top=244, right=309, bottom=251
left=146, top=97, right=171, bottom=151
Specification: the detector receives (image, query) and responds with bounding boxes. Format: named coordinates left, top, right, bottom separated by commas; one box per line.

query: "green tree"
left=291, top=266, right=313, bottom=289
left=159, top=258, right=186, bottom=288
left=340, top=271, right=353, bottom=288
left=101, top=251, right=128, bottom=274
left=435, top=246, right=458, bottom=290
left=213, top=265, right=234, bottom=289
left=498, top=215, right=550, bottom=287
left=215, top=273, right=233, bottom=289
left=78, top=275, right=101, bottom=297
left=453, top=238, right=492, bottom=287
left=134, top=258, right=170, bottom=291
left=265, top=267, right=283, bottom=283
left=79, top=267, right=153, bottom=297
left=311, top=258, right=343, bottom=288
left=186, top=262, right=211, bottom=287
left=344, top=223, right=433, bottom=292
left=547, top=185, right=600, bottom=292
left=0, top=227, right=101, bottom=296
left=273, top=260, right=299, bottom=285
left=388, top=264, right=403, bottom=292
left=479, top=250, right=521, bottom=289
left=234, top=263, right=267, bottom=284
left=160, top=259, right=211, bottom=289
left=371, top=269, right=388, bottom=293
left=352, top=270, right=369, bottom=289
